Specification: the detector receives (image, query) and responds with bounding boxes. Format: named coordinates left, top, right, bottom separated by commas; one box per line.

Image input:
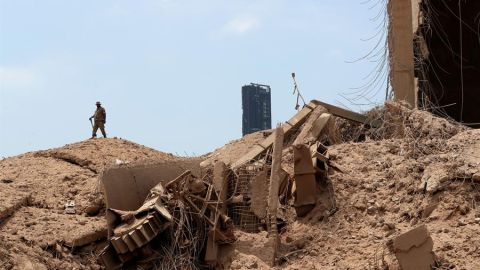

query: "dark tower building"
left=242, top=83, right=272, bottom=136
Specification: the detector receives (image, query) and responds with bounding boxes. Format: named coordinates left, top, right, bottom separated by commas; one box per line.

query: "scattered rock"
left=394, top=225, right=435, bottom=270
left=246, top=261, right=258, bottom=269
left=422, top=203, right=439, bottom=218
left=292, top=237, right=309, bottom=250
left=410, top=217, right=419, bottom=226
left=85, top=205, right=101, bottom=216
left=420, top=165, right=450, bottom=194
left=459, top=204, right=470, bottom=215
left=354, top=201, right=367, bottom=211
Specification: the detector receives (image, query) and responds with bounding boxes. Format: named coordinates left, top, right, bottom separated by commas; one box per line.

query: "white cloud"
left=0, top=66, right=40, bottom=91
left=223, top=15, right=260, bottom=34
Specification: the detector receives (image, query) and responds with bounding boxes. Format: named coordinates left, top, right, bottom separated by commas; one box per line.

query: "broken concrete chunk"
left=422, top=202, right=439, bottom=218
left=394, top=225, right=435, bottom=270
left=420, top=165, right=450, bottom=194
left=13, top=255, right=48, bottom=270
left=293, top=144, right=317, bottom=217
left=310, top=113, right=332, bottom=142
left=311, top=99, right=381, bottom=127
left=293, top=106, right=327, bottom=145
left=231, top=101, right=318, bottom=169
left=65, top=201, right=76, bottom=214
left=250, top=169, right=268, bottom=219
left=64, top=227, right=107, bottom=248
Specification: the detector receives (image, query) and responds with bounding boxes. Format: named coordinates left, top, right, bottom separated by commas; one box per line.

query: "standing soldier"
left=89, top=101, right=107, bottom=138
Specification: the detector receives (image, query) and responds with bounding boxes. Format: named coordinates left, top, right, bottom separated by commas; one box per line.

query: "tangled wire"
left=334, top=101, right=467, bottom=158
left=150, top=201, right=207, bottom=270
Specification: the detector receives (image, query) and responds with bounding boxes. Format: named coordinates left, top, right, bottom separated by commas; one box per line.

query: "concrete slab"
left=394, top=225, right=435, bottom=270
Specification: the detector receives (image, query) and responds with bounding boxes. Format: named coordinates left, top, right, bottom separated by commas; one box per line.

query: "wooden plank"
left=311, top=100, right=381, bottom=127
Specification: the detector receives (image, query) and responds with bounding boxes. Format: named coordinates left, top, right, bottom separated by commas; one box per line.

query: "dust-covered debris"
left=1, top=101, right=479, bottom=269
left=0, top=137, right=201, bottom=269
left=393, top=225, right=435, bottom=270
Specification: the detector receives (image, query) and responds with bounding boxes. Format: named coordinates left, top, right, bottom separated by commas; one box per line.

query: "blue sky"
left=0, top=0, right=388, bottom=157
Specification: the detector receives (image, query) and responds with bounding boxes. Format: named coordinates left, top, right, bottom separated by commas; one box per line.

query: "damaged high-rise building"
left=242, top=83, right=272, bottom=136
left=389, top=0, right=480, bottom=127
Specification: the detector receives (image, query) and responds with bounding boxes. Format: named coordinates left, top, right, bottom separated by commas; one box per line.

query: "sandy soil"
left=201, top=131, right=268, bottom=168
left=227, top=106, right=480, bottom=270
left=0, top=138, right=198, bottom=269
left=1, top=105, right=479, bottom=270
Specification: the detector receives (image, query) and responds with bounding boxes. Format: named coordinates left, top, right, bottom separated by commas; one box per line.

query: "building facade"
left=388, top=0, right=480, bottom=126
left=242, top=83, right=272, bottom=136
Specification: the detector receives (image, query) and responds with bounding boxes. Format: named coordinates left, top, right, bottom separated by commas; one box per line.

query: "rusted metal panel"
left=294, top=144, right=316, bottom=175
left=293, top=144, right=317, bottom=217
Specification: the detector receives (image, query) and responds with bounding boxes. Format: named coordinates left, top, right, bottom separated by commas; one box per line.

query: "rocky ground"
left=0, top=138, right=195, bottom=269
left=1, top=104, right=479, bottom=269
left=226, top=104, right=480, bottom=270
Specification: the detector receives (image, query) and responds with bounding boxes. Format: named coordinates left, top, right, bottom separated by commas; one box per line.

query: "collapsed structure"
left=1, top=99, right=479, bottom=269
left=95, top=100, right=379, bottom=269
left=389, top=0, right=480, bottom=126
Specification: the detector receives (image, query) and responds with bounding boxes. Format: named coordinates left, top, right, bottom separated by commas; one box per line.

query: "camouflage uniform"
left=90, top=103, right=107, bottom=138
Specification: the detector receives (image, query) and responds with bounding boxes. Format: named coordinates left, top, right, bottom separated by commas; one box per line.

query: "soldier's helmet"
left=96, top=101, right=101, bottom=105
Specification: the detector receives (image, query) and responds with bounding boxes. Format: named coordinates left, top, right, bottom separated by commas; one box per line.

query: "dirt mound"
left=34, top=137, right=183, bottom=172
left=1, top=104, right=479, bottom=270
left=225, top=105, right=479, bottom=269
left=0, top=138, right=199, bottom=269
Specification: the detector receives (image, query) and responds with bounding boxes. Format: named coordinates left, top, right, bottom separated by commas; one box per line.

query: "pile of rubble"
left=1, top=100, right=479, bottom=269
left=96, top=100, right=345, bottom=268
left=0, top=139, right=202, bottom=269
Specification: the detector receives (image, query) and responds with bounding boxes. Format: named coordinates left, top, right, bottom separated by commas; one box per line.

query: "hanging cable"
left=458, top=0, right=464, bottom=122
